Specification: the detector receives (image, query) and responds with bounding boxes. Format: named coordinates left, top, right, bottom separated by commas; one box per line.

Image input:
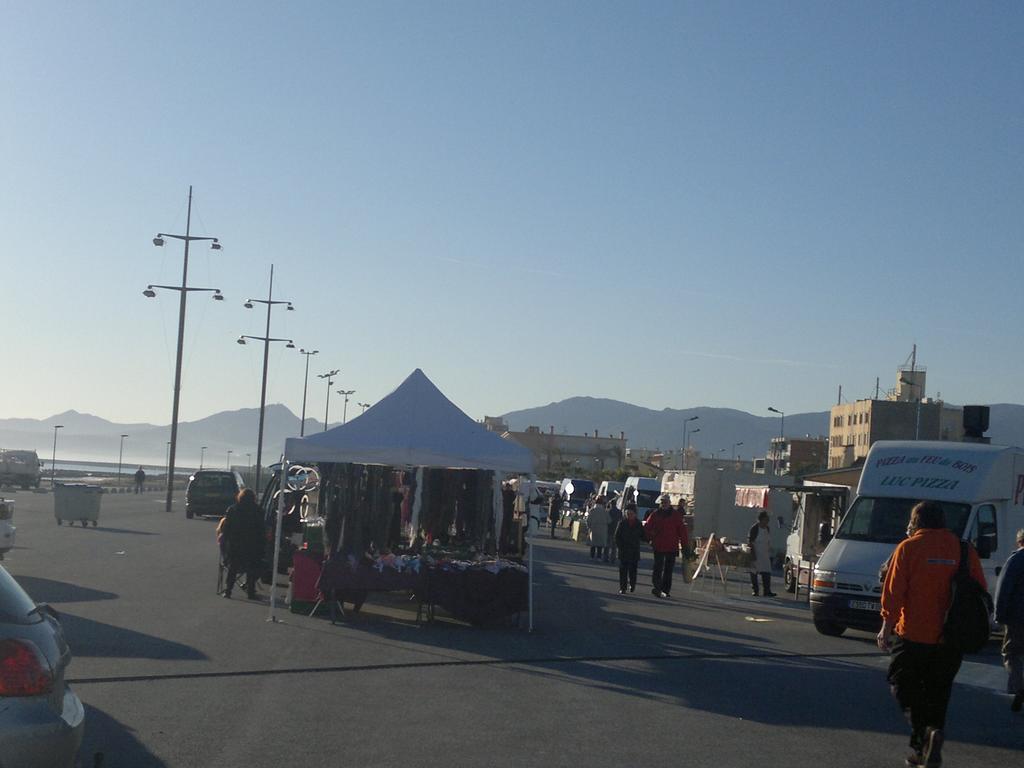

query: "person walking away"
left=995, top=528, right=1024, bottom=712
left=221, top=488, right=265, bottom=599
left=644, top=495, right=687, bottom=598
left=614, top=503, right=643, bottom=594
left=605, top=497, right=622, bottom=563
left=878, top=501, right=987, bottom=767
left=676, top=498, right=693, bottom=583
left=588, top=496, right=609, bottom=560
left=134, top=466, right=146, bottom=494
left=547, top=492, right=561, bottom=539
left=748, top=511, right=776, bottom=597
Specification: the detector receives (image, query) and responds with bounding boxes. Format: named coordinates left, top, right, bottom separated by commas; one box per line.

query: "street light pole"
left=239, top=264, right=295, bottom=491
left=298, top=349, right=319, bottom=437
left=319, top=370, right=340, bottom=431
left=117, top=434, right=128, bottom=487
left=732, top=441, right=744, bottom=460
left=146, top=186, right=224, bottom=513
left=337, top=390, right=355, bottom=424
left=227, top=449, right=233, bottom=470
left=357, top=402, right=370, bottom=415
left=199, top=446, right=207, bottom=470
left=165, top=441, right=171, bottom=490
left=50, top=425, right=64, bottom=490
left=768, top=407, right=785, bottom=475
left=682, top=416, right=698, bottom=470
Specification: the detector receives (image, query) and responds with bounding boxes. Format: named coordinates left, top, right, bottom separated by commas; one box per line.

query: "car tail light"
left=0, top=639, right=53, bottom=697
left=813, top=578, right=835, bottom=589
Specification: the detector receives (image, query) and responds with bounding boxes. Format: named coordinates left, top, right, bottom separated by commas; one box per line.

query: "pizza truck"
left=810, top=440, right=1024, bottom=637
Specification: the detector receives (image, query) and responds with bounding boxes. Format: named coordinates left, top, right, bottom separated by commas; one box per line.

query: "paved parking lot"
left=2, top=490, right=1021, bottom=767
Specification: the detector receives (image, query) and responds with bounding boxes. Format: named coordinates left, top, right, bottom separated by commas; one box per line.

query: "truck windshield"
left=835, top=497, right=971, bottom=544
left=635, top=490, right=660, bottom=508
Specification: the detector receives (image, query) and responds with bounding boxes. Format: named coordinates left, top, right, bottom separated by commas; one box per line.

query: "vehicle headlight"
left=812, top=569, right=836, bottom=589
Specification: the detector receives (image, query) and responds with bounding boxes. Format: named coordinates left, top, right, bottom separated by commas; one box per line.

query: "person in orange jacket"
left=878, top=501, right=987, bottom=768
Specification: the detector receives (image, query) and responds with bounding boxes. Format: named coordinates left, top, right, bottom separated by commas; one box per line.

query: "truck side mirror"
left=976, top=536, right=993, bottom=559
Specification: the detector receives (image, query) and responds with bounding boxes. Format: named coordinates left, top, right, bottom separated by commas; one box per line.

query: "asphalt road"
left=2, top=490, right=1021, bottom=767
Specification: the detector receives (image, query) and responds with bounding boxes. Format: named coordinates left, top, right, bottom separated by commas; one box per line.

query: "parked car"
left=0, top=565, right=84, bottom=766
left=185, top=470, right=245, bottom=519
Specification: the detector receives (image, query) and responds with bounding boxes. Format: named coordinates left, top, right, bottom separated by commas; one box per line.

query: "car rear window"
left=192, top=473, right=236, bottom=491
left=0, top=566, right=40, bottom=625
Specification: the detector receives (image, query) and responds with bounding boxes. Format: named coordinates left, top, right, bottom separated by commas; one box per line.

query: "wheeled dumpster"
left=0, top=499, right=15, bottom=557
left=54, top=483, right=103, bottom=527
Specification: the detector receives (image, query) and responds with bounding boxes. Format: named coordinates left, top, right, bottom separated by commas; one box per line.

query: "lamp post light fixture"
left=319, top=370, right=340, bottom=431
left=768, top=407, right=785, bottom=475
left=298, top=349, right=319, bottom=437
left=337, top=390, right=355, bottom=424
left=682, top=416, right=699, bottom=469
left=732, top=441, right=744, bottom=460
left=357, top=402, right=370, bottom=415
left=239, top=264, right=295, bottom=490
left=117, top=434, right=129, bottom=488
left=146, top=186, right=224, bottom=513
left=50, top=425, right=64, bottom=490
left=199, top=446, right=207, bottom=470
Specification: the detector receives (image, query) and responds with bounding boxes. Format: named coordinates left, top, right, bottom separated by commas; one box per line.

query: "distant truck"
left=0, top=449, right=42, bottom=489
left=811, top=440, right=1024, bottom=637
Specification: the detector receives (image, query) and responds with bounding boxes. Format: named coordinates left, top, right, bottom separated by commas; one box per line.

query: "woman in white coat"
left=748, top=510, right=776, bottom=596
left=588, top=498, right=610, bottom=560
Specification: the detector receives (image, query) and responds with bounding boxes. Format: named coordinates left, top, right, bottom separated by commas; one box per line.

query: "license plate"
left=849, top=599, right=880, bottom=612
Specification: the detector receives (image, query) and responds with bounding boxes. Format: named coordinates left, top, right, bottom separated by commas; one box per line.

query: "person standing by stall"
left=548, top=492, right=561, bottom=539
left=221, top=488, right=265, bottom=600
left=588, top=496, right=609, bottom=560
left=748, top=511, right=776, bottom=597
left=645, top=495, right=687, bottom=598
left=614, top=503, right=643, bottom=594
left=605, top=496, right=622, bottom=563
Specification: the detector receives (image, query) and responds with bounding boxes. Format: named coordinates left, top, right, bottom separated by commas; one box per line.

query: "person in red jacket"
left=878, top=501, right=987, bottom=768
left=644, top=496, right=689, bottom=598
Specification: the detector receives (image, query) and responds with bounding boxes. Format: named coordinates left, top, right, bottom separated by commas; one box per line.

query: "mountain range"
left=3, top=399, right=1023, bottom=470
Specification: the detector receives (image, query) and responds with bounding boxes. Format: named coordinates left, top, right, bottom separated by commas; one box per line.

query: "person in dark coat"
left=995, top=528, right=1024, bottom=712
left=547, top=493, right=561, bottom=539
left=222, top=488, right=265, bottom=599
left=605, top=498, right=622, bottom=563
left=614, top=503, right=644, bottom=594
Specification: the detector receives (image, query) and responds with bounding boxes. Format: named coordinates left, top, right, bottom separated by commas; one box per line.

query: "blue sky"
left=2, top=2, right=1021, bottom=426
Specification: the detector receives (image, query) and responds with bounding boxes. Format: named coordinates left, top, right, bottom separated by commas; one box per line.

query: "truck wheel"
left=186, top=509, right=194, bottom=519
left=784, top=565, right=797, bottom=593
left=813, top=617, right=846, bottom=637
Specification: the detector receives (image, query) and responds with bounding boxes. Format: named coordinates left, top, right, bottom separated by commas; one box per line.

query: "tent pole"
left=268, top=458, right=289, bottom=623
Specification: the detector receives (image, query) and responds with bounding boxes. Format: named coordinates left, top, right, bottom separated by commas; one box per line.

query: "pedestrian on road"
left=547, top=492, right=561, bottom=539
left=878, top=501, right=987, bottom=768
left=994, top=527, right=1024, bottom=713
left=614, top=503, right=643, bottom=594
left=644, top=495, right=688, bottom=598
left=748, top=511, right=776, bottom=597
left=221, top=488, right=265, bottom=600
left=605, top=497, right=621, bottom=563
left=133, top=466, right=146, bottom=494
left=588, top=496, right=609, bottom=560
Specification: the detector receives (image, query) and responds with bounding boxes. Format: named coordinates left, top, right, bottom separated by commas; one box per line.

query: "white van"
left=597, top=480, right=625, bottom=505
left=622, top=476, right=661, bottom=520
left=811, top=440, right=1024, bottom=637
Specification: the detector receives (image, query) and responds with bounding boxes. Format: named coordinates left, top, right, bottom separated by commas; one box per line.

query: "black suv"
left=185, top=470, right=245, bottom=519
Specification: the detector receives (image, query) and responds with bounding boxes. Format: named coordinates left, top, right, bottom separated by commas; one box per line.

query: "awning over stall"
left=283, top=368, right=535, bottom=474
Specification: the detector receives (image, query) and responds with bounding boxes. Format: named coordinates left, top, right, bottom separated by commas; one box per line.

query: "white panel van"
left=811, top=441, right=1024, bottom=637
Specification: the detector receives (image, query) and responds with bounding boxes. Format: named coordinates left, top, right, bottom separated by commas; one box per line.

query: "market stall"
left=272, top=369, right=536, bottom=627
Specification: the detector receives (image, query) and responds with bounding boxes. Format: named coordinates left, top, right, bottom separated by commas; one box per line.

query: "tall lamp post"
left=768, top=406, right=785, bottom=475
left=337, top=390, right=355, bottom=424
left=298, top=348, right=319, bottom=436
left=319, top=370, right=340, bottom=431
left=682, top=416, right=698, bottom=469
left=357, top=402, right=370, bottom=415
left=117, top=434, right=129, bottom=487
left=732, top=441, right=744, bottom=460
left=165, top=441, right=171, bottom=490
left=146, top=186, right=224, bottom=513
left=239, top=264, right=295, bottom=491
left=227, top=449, right=233, bottom=470
left=50, top=425, right=64, bottom=490
left=199, top=446, right=207, bottom=470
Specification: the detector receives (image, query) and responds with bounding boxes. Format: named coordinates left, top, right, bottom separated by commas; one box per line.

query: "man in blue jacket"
left=995, top=528, right=1024, bottom=712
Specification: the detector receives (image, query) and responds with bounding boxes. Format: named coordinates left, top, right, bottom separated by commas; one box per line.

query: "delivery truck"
left=810, top=440, right=1024, bottom=637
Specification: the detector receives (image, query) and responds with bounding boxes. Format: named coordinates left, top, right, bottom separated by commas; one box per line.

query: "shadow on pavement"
left=78, top=704, right=168, bottom=768
left=92, top=527, right=161, bottom=536
left=13, top=575, right=118, bottom=603
left=60, top=612, right=208, bottom=661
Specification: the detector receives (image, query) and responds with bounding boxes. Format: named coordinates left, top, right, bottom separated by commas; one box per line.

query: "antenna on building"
left=875, top=377, right=880, bottom=400
left=837, top=385, right=842, bottom=405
